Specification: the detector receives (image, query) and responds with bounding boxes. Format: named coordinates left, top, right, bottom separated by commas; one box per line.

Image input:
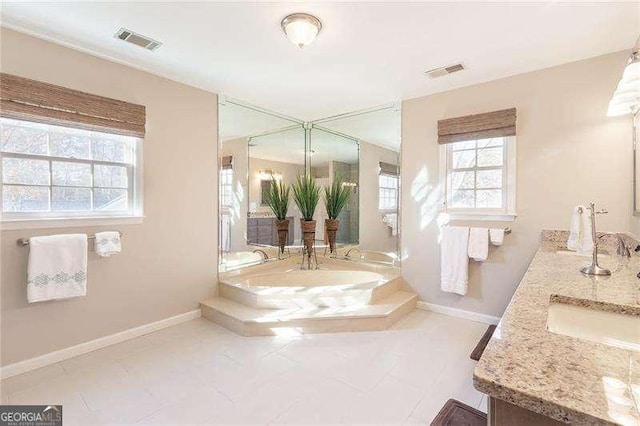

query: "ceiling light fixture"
left=607, top=48, right=640, bottom=116
left=281, top=13, right=322, bottom=49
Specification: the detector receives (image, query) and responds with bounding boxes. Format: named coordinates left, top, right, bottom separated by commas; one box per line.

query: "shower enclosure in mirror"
left=218, top=97, right=400, bottom=271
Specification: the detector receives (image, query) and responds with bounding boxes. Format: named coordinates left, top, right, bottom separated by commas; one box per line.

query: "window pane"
left=450, top=171, right=474, bottom=190
left=2, top=157, right=50, bottom=185
left=476, top=169, right=502, bottom=189
left=94, top=188, right=128, bottom=211
left=477, top=189, right=502, bottom=208
left=477, top=138, right=503, bottom=148
left=451, top=140, right=476, bottom=151
left=3, top=185, right=49, bottom=212
left=451, top=189, right=475, bottom=208
left=389, top=176, right=398, bottom=189
left=94, top=165, right=128, bottom=188
left=1, top=121, right=48, bottom=155
left=52, top=162, right=91, bottom=187
left=50, top=131, right=92, bottom=160
left=451, top=149, right=476, bottom=169
left=477, top=147, right=503, bottom=167
left=92, top=137, right=132, bottom=164
left=51, top=187, right=91, bottom=211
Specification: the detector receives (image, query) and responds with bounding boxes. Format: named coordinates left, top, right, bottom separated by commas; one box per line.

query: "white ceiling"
left=319, top=106, right=401, bottom=151
left=1, top=2, right=638, bottom=120
left=221, top=98, right=400, bottom=151
left=249, top=127, right=359, bottom=166
left=219, top=100, right=299, bottom=142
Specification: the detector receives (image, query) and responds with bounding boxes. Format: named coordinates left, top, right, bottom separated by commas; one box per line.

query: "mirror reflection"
left=218, top=97, right=400, bottom=271
left=635, top=112, right=639, bottom=214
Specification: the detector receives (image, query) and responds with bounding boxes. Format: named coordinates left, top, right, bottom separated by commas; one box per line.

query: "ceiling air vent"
left=425, top=63, right=466, bottom=78
left=114, top=28, right=162, bottom=51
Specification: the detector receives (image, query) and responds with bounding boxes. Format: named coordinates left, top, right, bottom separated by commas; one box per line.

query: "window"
left=378, top=173, right=398, bottom=211
left=220, top=168, right=233, bottom=208
left=0, top=117, right=142, bottom=221
left=442, top=136, right=516, bottom=218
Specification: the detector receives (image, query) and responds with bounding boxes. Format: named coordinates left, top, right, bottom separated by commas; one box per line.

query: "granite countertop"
left=473, top=231, right=640, bottom=425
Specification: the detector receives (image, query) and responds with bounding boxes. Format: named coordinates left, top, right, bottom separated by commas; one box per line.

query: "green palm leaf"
left=264, top=178, right=290, bottom=220
left=324, top=175, right=351, bottom=220
left=292, top=174, right=320, bottom=221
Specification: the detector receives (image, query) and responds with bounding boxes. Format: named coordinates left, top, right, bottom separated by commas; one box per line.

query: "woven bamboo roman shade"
left=0, top=73, right=146, bottom=137
left=437, top=108, right=516, bottom=144
left=379, top=162, right=399, bottom=176
left=221, top=155, right=233, bottom=170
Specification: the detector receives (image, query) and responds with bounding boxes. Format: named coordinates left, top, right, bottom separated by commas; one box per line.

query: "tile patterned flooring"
left=0, top=310, right=488, bottom=425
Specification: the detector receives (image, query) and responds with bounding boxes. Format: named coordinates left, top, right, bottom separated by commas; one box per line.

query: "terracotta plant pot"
left=300, top=219, right=316, bottom=257
left=275, top=219, right=289, bottom=255
left=325, top=219, right=339, bottom=254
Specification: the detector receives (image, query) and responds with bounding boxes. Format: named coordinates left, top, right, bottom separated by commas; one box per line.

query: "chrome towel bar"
left=17, top=231, right=123, bottom=247
left=445, top=225, right=512, bottom=235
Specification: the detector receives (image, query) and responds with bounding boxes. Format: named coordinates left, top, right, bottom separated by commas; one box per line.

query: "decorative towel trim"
left=96, top=237, right=120, bottom=247
left=28, top=269, right=86, bottom=287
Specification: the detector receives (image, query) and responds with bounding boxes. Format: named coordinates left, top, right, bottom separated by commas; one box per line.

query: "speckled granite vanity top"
left=473, top=230, right=640, bottom=425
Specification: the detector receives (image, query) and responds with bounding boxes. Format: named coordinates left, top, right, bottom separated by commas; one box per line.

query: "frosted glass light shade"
left=607, top=55, right=640, bottom=116
left=281, top=13, right=322, bottom=48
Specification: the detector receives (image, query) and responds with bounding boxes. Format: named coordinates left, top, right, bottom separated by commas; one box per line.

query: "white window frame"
left=0, top=118, right=144, bottom=230
left=439, top=136, right=516, bottom=221
left=378, top=173, right=399, bottom=212
left=219, top=168, right=234, bottom=209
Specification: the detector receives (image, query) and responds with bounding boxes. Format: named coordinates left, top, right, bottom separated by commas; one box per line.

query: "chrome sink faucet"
left=611, top=233, right=631, bottom=258
left=581, top=203, right=611, bottom=276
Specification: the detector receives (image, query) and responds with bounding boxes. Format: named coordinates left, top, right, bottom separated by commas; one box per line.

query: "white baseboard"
left=1, top=309, right=201, bottom=380
left=416, top=301, right=500, bottom=325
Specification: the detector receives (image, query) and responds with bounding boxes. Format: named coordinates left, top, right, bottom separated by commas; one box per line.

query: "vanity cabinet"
left=489, top=397, right=564, bottom=425
left=247, top=217, right=294, bottom=246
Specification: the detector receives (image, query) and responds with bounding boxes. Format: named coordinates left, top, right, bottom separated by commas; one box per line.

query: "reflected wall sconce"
left=257, top=170, right=282, bottom=181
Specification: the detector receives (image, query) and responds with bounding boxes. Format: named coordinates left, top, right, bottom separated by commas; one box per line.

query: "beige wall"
left=0, top=29, right=218, bottom=365
left=359, top=141, right=399, bottom=253
left=401, top=51, right=633, bottom=317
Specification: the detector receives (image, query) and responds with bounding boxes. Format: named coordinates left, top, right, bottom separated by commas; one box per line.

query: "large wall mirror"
left=635, top=112, right=640, bottom=214
left=218, top=97, right=400, bottom=270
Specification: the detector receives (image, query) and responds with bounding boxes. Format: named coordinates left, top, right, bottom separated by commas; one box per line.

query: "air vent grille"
left=114, top=28, right=162, bottom=51
left=425, top=63, right=466, bottom=78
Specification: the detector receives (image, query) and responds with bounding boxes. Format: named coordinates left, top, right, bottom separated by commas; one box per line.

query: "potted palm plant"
left=264, top=178, right=290, bottom=255
left=292, top=174, right=320, bottom=260
left=324, top=176, right=351, bottom=254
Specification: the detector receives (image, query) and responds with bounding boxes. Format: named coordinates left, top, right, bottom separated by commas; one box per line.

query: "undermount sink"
left=547, top=301, right=640, bottom=351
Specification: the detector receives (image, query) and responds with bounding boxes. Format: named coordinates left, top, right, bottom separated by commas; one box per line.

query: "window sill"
left=444, top=212, right=517, bottom=222
left=1, top=215, right=145, bottom=231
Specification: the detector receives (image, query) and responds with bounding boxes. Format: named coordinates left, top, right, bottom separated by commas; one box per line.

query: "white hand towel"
left=567, top=205, right=593, bottom=253
left=220, top=214, right=231, bottom=252
left=489, top=228, right=505, bottom=246
left=441, top=226, right=470, bottom=295
left=468, top=228, right=489, bottom=261
left=94, top=231, right=121, bottom=257
left=27, top=234, right=88, bottom=303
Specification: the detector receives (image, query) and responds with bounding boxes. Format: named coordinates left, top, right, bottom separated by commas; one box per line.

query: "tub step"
left=219, top=276, right=402, bottom=309
left=200, top=290, right=417, bottom=336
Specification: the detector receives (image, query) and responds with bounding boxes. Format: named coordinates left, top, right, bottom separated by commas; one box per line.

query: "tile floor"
left=0, top=310, right=488, bottom=425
